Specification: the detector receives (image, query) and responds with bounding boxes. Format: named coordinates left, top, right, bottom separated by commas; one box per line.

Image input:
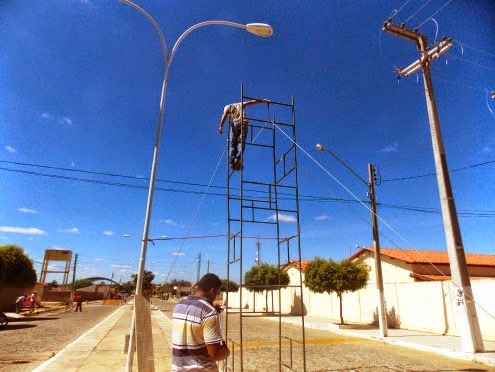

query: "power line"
left=381, top=160, right=495, bottom=182
left=2, top=161, right=494, bottom=217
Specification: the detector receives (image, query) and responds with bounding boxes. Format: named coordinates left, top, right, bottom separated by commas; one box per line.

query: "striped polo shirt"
left=172, top=295, right=222, bottom=371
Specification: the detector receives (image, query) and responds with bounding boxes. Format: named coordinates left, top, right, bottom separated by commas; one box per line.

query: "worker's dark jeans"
left=229, top=120, right=248, bottom=164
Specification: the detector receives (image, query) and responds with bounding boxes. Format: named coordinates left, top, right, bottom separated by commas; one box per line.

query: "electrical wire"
left=272, top=121, right=495, bottom=319
left=2, top=161, right=494, bottom=216
left=417, top=0, right=453, bottom=28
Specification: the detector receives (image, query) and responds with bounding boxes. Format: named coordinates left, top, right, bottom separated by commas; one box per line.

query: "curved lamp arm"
left=119, top=0, right=168, bottom=68
left=169, top=21, right=273, bottom=67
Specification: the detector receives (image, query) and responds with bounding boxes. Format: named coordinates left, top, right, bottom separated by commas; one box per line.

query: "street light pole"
left=316, top=144, right=388, bottom=336
left=118, top=2, right=273, bottom=370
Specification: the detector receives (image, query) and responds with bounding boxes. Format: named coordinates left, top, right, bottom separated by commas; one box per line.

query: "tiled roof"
left=282, top=260, right=310, bottom=271
left=352, top=247, right=495, bottom=267
left=410, top=273, right=494, bottom=281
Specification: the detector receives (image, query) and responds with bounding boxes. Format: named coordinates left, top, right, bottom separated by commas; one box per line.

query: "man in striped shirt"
left=172, top=273, right=230, bottom=371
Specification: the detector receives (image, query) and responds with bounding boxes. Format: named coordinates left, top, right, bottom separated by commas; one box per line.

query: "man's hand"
left=214, top=303, right=224, bottom=314
left=218, top=126, right=223, bottom=134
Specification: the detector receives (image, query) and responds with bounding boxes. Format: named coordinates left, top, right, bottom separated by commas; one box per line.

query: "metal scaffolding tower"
left=224, top=84, right=306, bottom=371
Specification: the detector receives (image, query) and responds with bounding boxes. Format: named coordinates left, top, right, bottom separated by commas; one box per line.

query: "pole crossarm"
left=382, top=19, right=453, bottom=79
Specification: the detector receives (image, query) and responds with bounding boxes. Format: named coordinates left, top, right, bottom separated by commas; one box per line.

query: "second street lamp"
left=316, top=143, right=388, bottom=337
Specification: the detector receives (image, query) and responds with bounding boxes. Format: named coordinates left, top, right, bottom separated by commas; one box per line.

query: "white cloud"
left=58, top=227, right=80, bottom=233
left=18, top=207, right=37, bottom=214
left=94, top=257, right=105, bottom=261
left=103, top=231, right=114, bottom=236
left=5, top=145, right=17, bottom=153
left=59, top=117, right=73, bottom=125
left=482, top=146, right=494, bottom=154
left=315, top=215, right=329, bottom=221
left=266, top=213, right=296, bottom=223
left=0, top=226, right=46, bottom=235
left=172, top=252, right=185, bottom=256
left=159, top=219, right=177, bottom=226
left=70, top=161, right=76, bottom=167
left=49, top=245, right=69, bottom=250
left=381, top=142, right=399, bottom=153
left=41, top=112, right=73, bottom=126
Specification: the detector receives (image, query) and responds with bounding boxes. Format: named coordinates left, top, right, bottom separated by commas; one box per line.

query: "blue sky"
left=1, top=0, right=494, bottom=285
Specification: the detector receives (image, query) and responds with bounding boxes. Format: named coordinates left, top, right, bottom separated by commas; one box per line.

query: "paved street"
left=155, top=299, right=493, bottom=371
left=1, top=299, right=492, bottom=371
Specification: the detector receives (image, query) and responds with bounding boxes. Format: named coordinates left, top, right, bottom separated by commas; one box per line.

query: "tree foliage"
left=0, top=253, right=6, bottom=286
left=304, top=257, right=369, bottom=324
left=244, top=264, right=290, bottom=311
left=120, top=280, right=135, bottom=294
left=72, top=278, right=94, bottom=289
left=0, top=245, right=37, bottom=288
left=220, top=279, right=239, bottom=293
left=131, top=270, right=155, bottom=295
left=244, top=264, right=290, bottom=293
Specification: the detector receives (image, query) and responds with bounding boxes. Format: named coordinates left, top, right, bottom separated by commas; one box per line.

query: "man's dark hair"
left=196, top=273, right=222, bottom=291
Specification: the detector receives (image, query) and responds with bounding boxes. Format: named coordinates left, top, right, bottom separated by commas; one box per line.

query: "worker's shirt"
left=223, top=103, right=245, bottom=124
left=172, top=295, right=222, bottom=372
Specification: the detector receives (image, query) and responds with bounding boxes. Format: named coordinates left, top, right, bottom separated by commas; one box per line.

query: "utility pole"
left=255, top=238, right=261, bottom=266
left=368, top=164, right=388, bottom=337
left=196, top=253, right=201, bottom=282
left=71, top=253, right=78, bottom=300
left=316, top=144, right=388, bottom=336
left=383, top=19, right=484, bottom=353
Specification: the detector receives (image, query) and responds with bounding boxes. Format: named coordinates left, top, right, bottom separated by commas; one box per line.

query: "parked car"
left=15, top=296, right=42, bottom=313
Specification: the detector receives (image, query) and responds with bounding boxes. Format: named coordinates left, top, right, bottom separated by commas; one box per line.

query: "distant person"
left=172, top=273, right=229, bottom=371
left=15, top=295, right=27, bottom=313
left=30, top=291, right=37, bottom=313
left=218, top=98, right=270, bottom=170
left=74, top=294, right=83, bottom=312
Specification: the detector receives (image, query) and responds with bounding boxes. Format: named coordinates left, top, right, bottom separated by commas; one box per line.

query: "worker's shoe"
left=234, top=158, right=243, bottom=170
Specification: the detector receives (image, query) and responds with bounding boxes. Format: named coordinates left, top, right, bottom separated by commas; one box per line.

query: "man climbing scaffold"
left=218, top=98, right=270, bottom=170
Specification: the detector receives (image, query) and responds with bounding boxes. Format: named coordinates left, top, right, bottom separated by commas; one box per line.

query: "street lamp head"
left=246, top=23, right=273, bottom=37
left=316, top=144, right=325, bottom=151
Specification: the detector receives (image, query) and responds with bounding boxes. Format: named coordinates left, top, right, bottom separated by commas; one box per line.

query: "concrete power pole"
left=71, top=253, right=78, bottom=299
left=255, top=238, right=261, bottom=266
left=368, top=164, right=388, bottom=337
left=383, top=19, right=484, bottom=353
left=196, top=253, right=201, bottom=283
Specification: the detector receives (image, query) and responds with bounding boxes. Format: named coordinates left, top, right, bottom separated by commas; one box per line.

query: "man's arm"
left=206, top=340, right=230, bottom=361
left=242, top=98, right=270, bottom=108
left=218, top=111, right=229, bottom=134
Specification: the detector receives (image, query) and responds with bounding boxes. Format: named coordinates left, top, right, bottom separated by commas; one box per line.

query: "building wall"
left=359, top=251, right=415, bottom=284
left=226, top=272, right=495, bottom=342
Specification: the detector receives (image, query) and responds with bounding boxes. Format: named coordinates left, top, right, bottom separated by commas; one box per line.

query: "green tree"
left=131, top=270, right=155, bottom=295
left=220, top=279, right=239, bottom=293
left=120, top=280, right=135, bottom=294
left=304, top=257, right=369, bottom=324
left=0, top=245, right=37, bottom=288
left=71, top=278, right=94, bottom=289
left=0, top=253, right=7, bottom=286
left=244, top=264, right=290, bottom=311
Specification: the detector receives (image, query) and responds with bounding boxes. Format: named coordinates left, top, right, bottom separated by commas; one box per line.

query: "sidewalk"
left=31, top=305, right=495, bottom=371
left=285, top=315, right=495, bottom=368
left=33, top=303, right=172, bottom=371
